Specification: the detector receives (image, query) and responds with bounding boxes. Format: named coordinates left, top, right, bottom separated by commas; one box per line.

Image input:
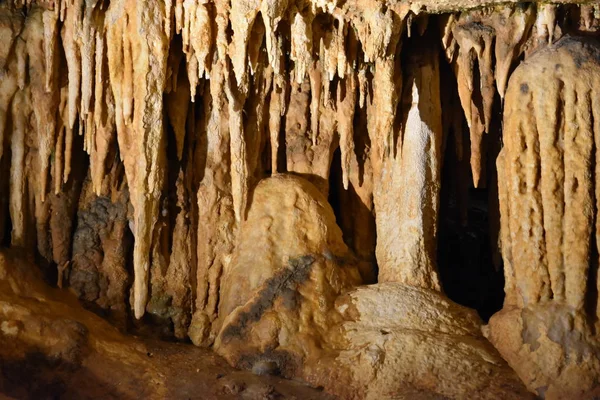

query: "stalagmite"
left=337, top=69, right=357, bottom=190
left=164, top=170, right=194, bottom=339
left=190, top=61, right=235, bottom=347
left=375, top=40, right=443, bottom=290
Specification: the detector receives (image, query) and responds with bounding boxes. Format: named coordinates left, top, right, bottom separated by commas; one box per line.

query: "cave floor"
left=0, top=251, right=332, bottom=400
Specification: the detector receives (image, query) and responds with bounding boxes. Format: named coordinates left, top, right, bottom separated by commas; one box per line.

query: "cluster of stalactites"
left=1, top=0, right=599, bottom=320
left=441, top=2, right=600, bottom=187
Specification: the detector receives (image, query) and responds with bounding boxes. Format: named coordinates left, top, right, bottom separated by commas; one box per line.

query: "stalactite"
left=337, top=63, right=357, bottom=190
left=247, top=14, right=265, bottom=76
left=536, top=3, right=557, bottom=44
left=0, top=57, right=19, bottom=164
left=261, top=0, right=289, bottom=74
left=370, top=58, right=398, bottom=182
left=61, top=0, right=83, bottom=134
left=106, top=0, right=170, bottom=319
left=80, top=1, right=95, bottom=121
left=244, top=56, right=272, bottom=184
left=291, top=11, right=313, bottom=84
left=42, top=9, right=58, bottom=92
left=229, top=0, right=259, bottom=86
left=225, top=74, right=249, bottom=224
left=353, top=4, right=402, bottom=63
left=491, top=5, right=534, bottom=99
left=308, top=63, right=321, bottom=146
left=27, top=8, right=59, bottom=203
left=452, top=22, right=494, bottom=187
left=90, top=31, right=116, bottom=195
left=269, top=74, right=284, bottom=172
left=9, top=90, right=29, bottom=247
left=181, top=0, right=212, bottom=98
left=166, top=69, right=191, bottom=161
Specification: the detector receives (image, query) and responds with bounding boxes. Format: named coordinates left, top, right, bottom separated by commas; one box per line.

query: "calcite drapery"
left=106, top=0, right=170, bottom=319
left=487, top=36, right=600, bottom=399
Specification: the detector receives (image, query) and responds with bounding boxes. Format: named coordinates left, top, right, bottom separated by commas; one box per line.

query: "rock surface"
left=214, top=174, right=362, bottom=375
left=321, top=283, right=533, bottom=400
left=213, top=174, right=531, bottom=399
left=489, top=35, right=600, bottom=398
left=0, top=249, right=333, bottom=400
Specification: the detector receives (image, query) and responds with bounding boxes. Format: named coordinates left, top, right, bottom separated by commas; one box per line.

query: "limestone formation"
left=214, top=174, right=530, bottom=399
left=214, top=174, right=362, bottom=372
left=0, top=0, right=599, bottom=398
left=487, top=36, right=600, bottom=399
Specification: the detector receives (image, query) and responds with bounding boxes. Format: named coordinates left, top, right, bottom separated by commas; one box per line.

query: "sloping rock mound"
left=214, top=174, right=530, bottom=399
left=214, top=174, right=363, bottom=376
left=309, top=283, right=533, bottom=400
left=0, top=250, right=332, bottom=400
left=490, top=35, right=600, bottom=399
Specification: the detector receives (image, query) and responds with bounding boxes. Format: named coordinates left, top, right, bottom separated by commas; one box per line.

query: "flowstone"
left=488, top=36, right=600, bottom=399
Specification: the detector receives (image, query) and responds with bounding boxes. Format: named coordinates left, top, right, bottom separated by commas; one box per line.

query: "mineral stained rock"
left=1, top=0, right=600, bottom=398
left=214, top=174, right=362, bottom=370
left=488, top=36, right=600, bottom=399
